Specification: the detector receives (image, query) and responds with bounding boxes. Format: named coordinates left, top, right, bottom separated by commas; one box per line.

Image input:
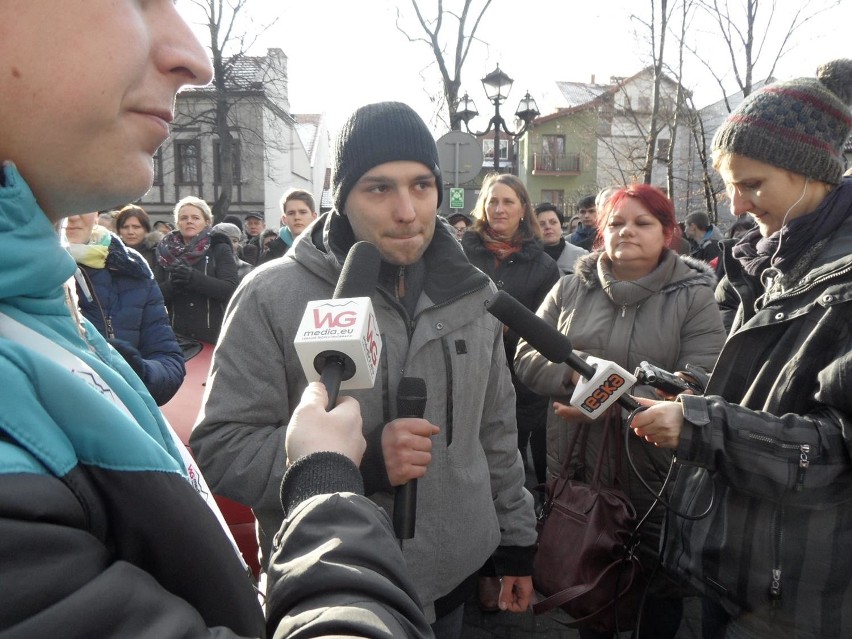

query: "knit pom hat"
left=712, top=59, right=852, bottom=185
left=332, top=102, right=443, bottom=214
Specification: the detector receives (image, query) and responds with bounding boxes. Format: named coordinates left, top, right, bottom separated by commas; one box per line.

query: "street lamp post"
left=455, top=64, right=540, bottom=173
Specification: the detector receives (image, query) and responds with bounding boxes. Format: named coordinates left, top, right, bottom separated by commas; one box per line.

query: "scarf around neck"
left=157, top=227, right=211, bottom=267
left=481, top=226, right=523, bottom=263
left=732, top=179, right=852, bottom=278
left=67, top=224, right=111, bottom=269
left=597, top=250, right=676, bottom=307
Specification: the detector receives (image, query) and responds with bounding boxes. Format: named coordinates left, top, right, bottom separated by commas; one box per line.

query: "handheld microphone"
left=485, top=290, right=638, bottom=418
left=294, top=241, right=383, bottom=410
left=393, top=377, right=427, bottom=540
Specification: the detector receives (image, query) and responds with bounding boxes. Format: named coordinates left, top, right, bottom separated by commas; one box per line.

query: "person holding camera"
left=154, top=196, right=238, bottom=344
left=631, top=60, right=852, bottom=639
left=514, top=183, right=726, bottom=638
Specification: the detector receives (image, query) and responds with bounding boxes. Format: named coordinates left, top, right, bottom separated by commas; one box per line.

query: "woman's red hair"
left=593, top=184, right=676, bottom=249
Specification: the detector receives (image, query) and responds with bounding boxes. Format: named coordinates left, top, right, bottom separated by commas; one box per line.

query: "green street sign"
left=449, top=187, right=465, bottom=209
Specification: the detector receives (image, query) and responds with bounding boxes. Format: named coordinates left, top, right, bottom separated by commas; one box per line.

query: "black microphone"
left=393, top=377, right=427, bottom=540
left=295, top=241, right=382, bottom=411
left=485, top=290, right=639, bottom=411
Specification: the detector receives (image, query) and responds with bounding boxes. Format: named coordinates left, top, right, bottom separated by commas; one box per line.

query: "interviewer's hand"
left=629, top=396, right=684, bottom=449
left=381, top=418, right=439, bottom=486
left=285, top=382, right=365, bottom=467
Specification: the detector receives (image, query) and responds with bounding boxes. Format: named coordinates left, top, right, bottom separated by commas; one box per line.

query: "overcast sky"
left=181, top=0, right=850, bottom=134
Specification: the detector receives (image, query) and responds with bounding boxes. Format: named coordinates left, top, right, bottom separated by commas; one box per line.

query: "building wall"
left=520, top=109, right=599, bottom=213
left=137, top=48, right=327, bottom=231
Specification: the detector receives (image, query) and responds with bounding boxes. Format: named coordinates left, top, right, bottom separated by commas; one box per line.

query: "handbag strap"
left=532, top=556, right=641, bottom=618
left=589, top=410, right=613, bottom=488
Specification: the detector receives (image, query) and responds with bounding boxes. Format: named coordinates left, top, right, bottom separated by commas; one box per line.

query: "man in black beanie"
left=192, top=101, right=537, bottom=638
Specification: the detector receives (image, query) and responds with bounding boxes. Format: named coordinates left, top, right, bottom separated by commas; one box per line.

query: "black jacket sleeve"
left=0, top=473, right=259, bottom=638
left=265, top=452, right=433, bottom=638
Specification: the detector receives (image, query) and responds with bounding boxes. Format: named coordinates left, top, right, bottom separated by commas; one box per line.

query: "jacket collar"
left=574, top=249, right=718, bottom=304
left=301, top=209, right=491, bottom=307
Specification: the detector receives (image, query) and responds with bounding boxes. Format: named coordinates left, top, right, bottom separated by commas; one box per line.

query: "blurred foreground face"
left=0, top=0, right=213, bottom=221
left=64, top=213, right=98, bottom=245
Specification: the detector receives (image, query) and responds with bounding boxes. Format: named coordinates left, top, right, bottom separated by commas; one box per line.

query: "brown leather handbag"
left=532, top=411, right=645, bottom=634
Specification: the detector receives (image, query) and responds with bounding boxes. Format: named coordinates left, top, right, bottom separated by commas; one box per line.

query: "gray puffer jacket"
left=514, top=250, right=726, bottom=587
left=191, top=211, right=536, bottom=621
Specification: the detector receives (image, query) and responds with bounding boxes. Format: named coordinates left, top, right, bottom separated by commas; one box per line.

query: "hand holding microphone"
left=285, top=382, right=365, bottom=467
left=387, top=377, right=437, bottom=540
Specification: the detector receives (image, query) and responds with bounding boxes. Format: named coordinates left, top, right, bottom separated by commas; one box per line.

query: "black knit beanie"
left=332, top=102, right=443, bottom=214
left=712, top=59, right=852, bottom=185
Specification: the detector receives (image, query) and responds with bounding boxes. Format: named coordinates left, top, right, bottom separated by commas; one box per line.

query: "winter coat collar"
left=573, top=249, right=718, bottom=308
left=104, top=235, right=152, bottom=279
left=0, top=163, right=76, bottom=310
left=301, top=209, right=491, bottom=307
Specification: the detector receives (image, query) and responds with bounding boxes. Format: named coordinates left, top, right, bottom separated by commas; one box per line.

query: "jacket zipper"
left=744, top=436, right=811, bottom=609
left=205, top=256, right=211, bottom=329
left=770, top=507, right=783, bottom=608
left=765, top=262, right=852, bottom=306
left=104, top=316, right=116, bottom=340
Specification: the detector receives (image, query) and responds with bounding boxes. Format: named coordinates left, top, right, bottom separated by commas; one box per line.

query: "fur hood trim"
left=573, top=250, right=718, bottom=293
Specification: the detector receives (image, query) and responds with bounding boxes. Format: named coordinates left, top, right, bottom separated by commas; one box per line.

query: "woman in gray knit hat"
left=628, top=59, right=852, bottom=639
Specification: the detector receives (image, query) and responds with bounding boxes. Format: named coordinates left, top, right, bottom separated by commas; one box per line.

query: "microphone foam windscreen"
left=485, top=291, right=574, bottom=363
left=397, top=377, right=427, bottom=417
left=334, top=241, right=382, bottom=299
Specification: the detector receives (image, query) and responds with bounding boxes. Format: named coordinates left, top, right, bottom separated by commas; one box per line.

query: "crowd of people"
left=1, top=5, right=851, bottom=638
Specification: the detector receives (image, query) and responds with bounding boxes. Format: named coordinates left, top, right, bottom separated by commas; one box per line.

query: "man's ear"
left=311, top=212, right=318, bottom=219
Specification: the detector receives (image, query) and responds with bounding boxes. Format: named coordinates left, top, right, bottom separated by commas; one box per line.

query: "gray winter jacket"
left=552, top=239, right=588, bottom=276
left=514, top=250, right=726, bottom=585
left=190, top=211, right=536, bottom=621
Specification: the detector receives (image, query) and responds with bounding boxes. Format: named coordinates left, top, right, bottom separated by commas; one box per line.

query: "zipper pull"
left=795, top=444, right=810, bottom=491
left=769, top=568, right=782, bottom=606
left=397, top=266, right=406, bottom=299
left=105, top=316, right=116, bottom=340
left=621, top=305, right=627, bottom=318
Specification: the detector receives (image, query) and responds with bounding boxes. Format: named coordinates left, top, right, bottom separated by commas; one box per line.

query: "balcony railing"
left=533, top=153, right=581, bottom=174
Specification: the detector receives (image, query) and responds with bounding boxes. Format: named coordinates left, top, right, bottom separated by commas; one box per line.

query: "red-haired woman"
left=515, top=184, right=726, bottom=638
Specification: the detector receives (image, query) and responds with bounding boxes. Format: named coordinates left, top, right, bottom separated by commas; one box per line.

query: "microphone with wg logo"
left=393, top=377, right=427, bottom=540
left=294, top=241, right=383, bottom=411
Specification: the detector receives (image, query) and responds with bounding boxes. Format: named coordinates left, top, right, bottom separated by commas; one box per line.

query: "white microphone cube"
left=569, top=355, right=637, bottom=420
left=294, top=297, right=383, bottom=390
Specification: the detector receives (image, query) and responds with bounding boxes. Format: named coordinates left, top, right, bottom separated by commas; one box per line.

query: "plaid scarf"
left=481, top=226, right=523, bottom=267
